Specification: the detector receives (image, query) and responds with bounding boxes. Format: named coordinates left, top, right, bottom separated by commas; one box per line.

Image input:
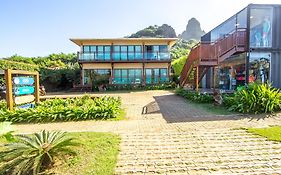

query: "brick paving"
left=14, top=90, right=281, bottom=174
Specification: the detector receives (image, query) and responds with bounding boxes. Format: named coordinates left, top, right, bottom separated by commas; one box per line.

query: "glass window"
left=121, top=46, right=127, bottom=52
left=90, top=46, right=96, bottom=53
left=98, top=46, right=103, bottom=52
left=135, top=46, right=142, bottom=60
left=114, top=69, right=121, bottom=77
left=83, top=69, right=91, bottom=85
left=121, top=46, right=127, bottom=60
left=113, top=69, right=142, bottom=84
left=128, top=46, right=134, bottom=52
left=113, top=46, right=120, bottom=52
left=83, top=46, right=90, bottom=53
left=153, top=46, right=159, bottom=52
left=237, top=8, right=247, bottom=28
left=104, top=46, right=111, bottom=60
left=113, top=46, right=120, bottom=61
left=145, top=69, right=152, bottom=84
left=135, top=46, right=142, bottom=52
left=159, top=45, right=168, bottom=52
left=250, top=7, right=273, bottom=48
left=249, top=52, right=271, bottom=84
left=211, top=16, right=236, bottom=42
left=104, top=46, right=111, bottom=52
left=128, top=46, right=134, bottom=60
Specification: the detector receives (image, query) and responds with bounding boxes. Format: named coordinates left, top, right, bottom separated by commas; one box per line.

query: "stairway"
left=180, top=28, right=247, bottom=88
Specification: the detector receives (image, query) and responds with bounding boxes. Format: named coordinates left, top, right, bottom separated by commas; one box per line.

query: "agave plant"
left=0, top=130, right=78, bottom=175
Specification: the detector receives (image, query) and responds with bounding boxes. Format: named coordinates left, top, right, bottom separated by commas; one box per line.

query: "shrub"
left=227, top=83, right=281, bottom=114
left=0, top=96, right=122, bottom=123
left=175, top=88, right=213, bottom=103
left=106, top=82, right=176, bottom=91
left=0, top=122, right=15, bottom=142
left=0, top=130, right=78, bottom=175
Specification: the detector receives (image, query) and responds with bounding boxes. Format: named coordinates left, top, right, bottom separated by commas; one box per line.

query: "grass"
left=246, top=126, right=281, bottom=142
left=186, top=100, right=235, bottom=115
left=0, top=132, right=121, bottom=175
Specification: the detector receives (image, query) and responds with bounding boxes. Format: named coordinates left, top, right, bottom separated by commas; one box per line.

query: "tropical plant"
left=0, top=122, right=15, bottom=142
left=0, top=130, right=78, bottom=175
left=227, top=83, right=281, bottom=113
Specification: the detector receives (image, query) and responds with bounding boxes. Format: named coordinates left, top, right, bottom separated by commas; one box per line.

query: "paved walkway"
left=14, top=90, right=281, bottom=174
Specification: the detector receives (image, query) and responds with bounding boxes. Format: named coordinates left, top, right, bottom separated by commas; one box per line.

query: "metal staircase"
left=179, top=28, right=247, bottom=88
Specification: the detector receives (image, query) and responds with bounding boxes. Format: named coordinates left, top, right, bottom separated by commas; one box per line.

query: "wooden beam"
left=34, top=72, right=40, bottom=103
left=5, top=69, right=13, bottom=110
left=196, top=66, right=199, bottom=92
left=10, top=70, right=38, bottom=76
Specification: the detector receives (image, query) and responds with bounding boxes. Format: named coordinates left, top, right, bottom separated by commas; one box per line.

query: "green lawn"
left=1, top=132, right=120, bottom=175
left=247, top=126, right=281, bottom=142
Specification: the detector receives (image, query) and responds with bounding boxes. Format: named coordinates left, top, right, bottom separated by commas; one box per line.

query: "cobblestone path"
left=15, top=90, right=281, bottom=174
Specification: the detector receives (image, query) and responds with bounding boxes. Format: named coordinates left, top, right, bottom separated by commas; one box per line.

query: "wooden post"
left=213, top=67, right=216, bottom=89
left=34, top=72, right=40, bottom=103
left=5, top=69, right=13, bottom=110
left=196, top=66, right=199, bottom=92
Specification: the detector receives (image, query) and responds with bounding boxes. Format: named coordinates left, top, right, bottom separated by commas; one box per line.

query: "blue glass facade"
left=79, top=45, right=170, bottom=61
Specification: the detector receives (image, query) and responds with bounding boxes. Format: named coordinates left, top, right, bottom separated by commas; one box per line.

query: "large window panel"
left=135, top=46, right=143, bottom=60
left=113, top=46, right=120, bottom=61
left=128, top=46, right=134, bottom=60
left=120, top=46, right=128, bottom=60
left=250, top=7, right=273, bottom=48
left=104, top=46, right=110, bottom=60
left=249, top=52, right=271, bottom=84
left=83, top=46, right=90, bottom=53
left=237, top=8, right=247, bottom=28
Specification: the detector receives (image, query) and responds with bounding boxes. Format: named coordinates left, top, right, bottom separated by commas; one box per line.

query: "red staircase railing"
left=179, top=28, right=247, bottom=87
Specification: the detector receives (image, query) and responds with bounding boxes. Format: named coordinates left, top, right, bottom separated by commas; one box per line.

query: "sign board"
left=14, top=86, right=35, bottom=95
left=17, top=103, right=35, bottom=109
left=13, top=77, right=34, bottom=85
left=4, top=69, right=40, bottom=110
left=14, top=95, right=35, bottom=105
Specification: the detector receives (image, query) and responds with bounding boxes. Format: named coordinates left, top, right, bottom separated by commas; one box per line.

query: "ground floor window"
left=145, top=68, right=168, bottom=84
left=249, top=52, right=271, bottom=84
left=217, top=53, right=246, bottom=90
left=83, top=69, right=111, bottom=85
left=113, top=69, right=142, bottom=84
left=217, top=52, right=271, bottom=90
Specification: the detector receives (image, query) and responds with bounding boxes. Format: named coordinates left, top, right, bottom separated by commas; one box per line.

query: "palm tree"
left=0, top=130, right=78, bottom=175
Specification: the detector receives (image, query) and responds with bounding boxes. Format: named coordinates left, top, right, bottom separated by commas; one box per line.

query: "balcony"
left=78, top=51, right=171, bottom=63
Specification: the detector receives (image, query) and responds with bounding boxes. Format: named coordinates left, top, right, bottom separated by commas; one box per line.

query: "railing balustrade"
left=78, top=51, right=170, bottom=61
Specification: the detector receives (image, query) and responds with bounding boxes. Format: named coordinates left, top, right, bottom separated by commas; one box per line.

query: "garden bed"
left=0, top=95, right=124, bottom=123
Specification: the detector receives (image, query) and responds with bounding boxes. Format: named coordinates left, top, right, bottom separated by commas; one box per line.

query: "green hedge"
left=106, top=83, right=176, bottom=91
left=0, top=95, right=122, bottom=123
left=175, top=88, right=213, bottom=103
left=0, top=60, right=39, bottom=71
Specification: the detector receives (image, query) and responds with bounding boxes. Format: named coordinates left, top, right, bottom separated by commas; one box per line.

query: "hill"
left=127, top=24, right=177, bottom=38
left=179, top=18, right=205, bottom=40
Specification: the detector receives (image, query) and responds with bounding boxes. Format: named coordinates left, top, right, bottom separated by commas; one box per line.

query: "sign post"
left=4, top=69, right=40, bottom=110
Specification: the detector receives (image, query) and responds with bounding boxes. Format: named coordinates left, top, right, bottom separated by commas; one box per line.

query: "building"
left=180, top=4, right=281, bottom=90
left=70, top=38, right=177, bottom=87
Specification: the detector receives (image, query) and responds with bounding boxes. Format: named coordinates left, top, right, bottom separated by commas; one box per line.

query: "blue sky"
left=0, top=0, right=279, bottom=57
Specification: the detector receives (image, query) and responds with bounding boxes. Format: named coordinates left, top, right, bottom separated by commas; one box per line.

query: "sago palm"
left=0, top=130, right=78, bottom=175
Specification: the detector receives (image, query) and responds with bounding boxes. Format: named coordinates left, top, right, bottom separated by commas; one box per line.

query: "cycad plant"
left=0, top=130, right=78, bottom=175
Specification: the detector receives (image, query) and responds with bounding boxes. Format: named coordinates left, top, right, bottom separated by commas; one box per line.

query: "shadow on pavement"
left=142, top=94, right=276, bottom=123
